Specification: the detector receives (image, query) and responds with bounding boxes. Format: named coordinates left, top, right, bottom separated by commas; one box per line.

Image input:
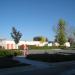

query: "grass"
left=0, top=57, right=30, bottom=69
left=26, top=53, right=75, bottom=63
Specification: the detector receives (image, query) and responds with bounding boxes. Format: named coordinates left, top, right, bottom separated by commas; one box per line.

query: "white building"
left=53, top=42, right=60, bottom=46
left=0, top=39, right=47, bottom=49
left=64, top=42, right=70, bottom=47
left=47, top=41, right=53, bottom=47
left=0, top=39, right=70, bottom=49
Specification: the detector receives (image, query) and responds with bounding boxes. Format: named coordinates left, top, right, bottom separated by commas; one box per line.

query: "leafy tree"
left=33, top=36, right=48, bottom=43
left=33, top=36, right=41, bottom=41
left=56, top=19, right=67, bottom=45
left=40, top=37, right=47, bottom=43
left=11, top=27, right=22, bottom=49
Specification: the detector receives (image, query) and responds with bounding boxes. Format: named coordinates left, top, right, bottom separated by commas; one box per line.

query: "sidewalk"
left=0, top=56, right=50, bottom=75
left=13, top=56, right=50, bottom=69
left=13, top=56, right=75, bottom=75
left=0, top=56, right=75, bottom=75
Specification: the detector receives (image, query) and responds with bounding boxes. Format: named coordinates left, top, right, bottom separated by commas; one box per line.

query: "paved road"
left=2, top=62, right=75, bottom=75
left=1, top=56, right=75, bottom=75
left=29, top=49, right=75, bottom=54
left=4, top=68, right=63, bottom=75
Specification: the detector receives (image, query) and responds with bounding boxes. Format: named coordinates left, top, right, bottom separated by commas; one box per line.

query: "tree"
left=68, top=37, right=74, bottom=45
left=33, top=36, right=48, bottom=43
left=33, top=36, right=41, bottom=41
left=11, top=27, right=22, bottom=49
left=55, top=19, right=67, bottom=45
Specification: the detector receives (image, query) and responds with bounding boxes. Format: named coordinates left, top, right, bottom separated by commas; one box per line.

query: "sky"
left=0, top=0, right=75, bottom=41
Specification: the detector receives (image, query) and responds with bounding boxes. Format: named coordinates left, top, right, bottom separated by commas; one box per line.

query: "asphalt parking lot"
left=29, top=49, right=75, bottom=54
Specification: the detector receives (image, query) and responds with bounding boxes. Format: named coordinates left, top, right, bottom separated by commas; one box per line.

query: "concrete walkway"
left=0, top=55, right=75, bottom=75
left=0, top=56, right=51, bottom=75
left=13, top=56, right=75, bottom=75
left=13, top=56, right=50, bottom=69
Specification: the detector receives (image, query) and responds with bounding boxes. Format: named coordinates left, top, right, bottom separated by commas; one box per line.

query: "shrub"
left=27, top=54, right=75, bottom=62
left=58, top=46, right=66, bottom=49
left=0, top=50, right=22, bottom=57
left=13, top=50, right=22, bottom=56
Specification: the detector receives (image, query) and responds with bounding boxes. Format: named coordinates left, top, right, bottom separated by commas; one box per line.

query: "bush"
left=0, top=50, right=22, bottom=57
left=27, top=54, right=75, bottom=62
left=61, top=43, right=75, bottom=50
left=13, top=50, right=22, bottom=56
left=58, top=46, right=66, bottom=49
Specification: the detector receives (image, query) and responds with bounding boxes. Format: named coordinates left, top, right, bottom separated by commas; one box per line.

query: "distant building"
left=0, top=39, right=47, bottom=49
left=47, top=41, right=53, bottom=47
left=64, top=42, right=70, bottom=47
left=53, top=42, right=60, bottom=47
left=0, top=39, right=70, bottom=49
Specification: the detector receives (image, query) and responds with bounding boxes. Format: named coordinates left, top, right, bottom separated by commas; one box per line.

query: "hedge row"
left=0, top=50, right=22, bottom=57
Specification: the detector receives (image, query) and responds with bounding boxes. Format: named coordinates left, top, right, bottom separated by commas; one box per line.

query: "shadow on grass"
left=26, top=52, right=75, bottom=63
